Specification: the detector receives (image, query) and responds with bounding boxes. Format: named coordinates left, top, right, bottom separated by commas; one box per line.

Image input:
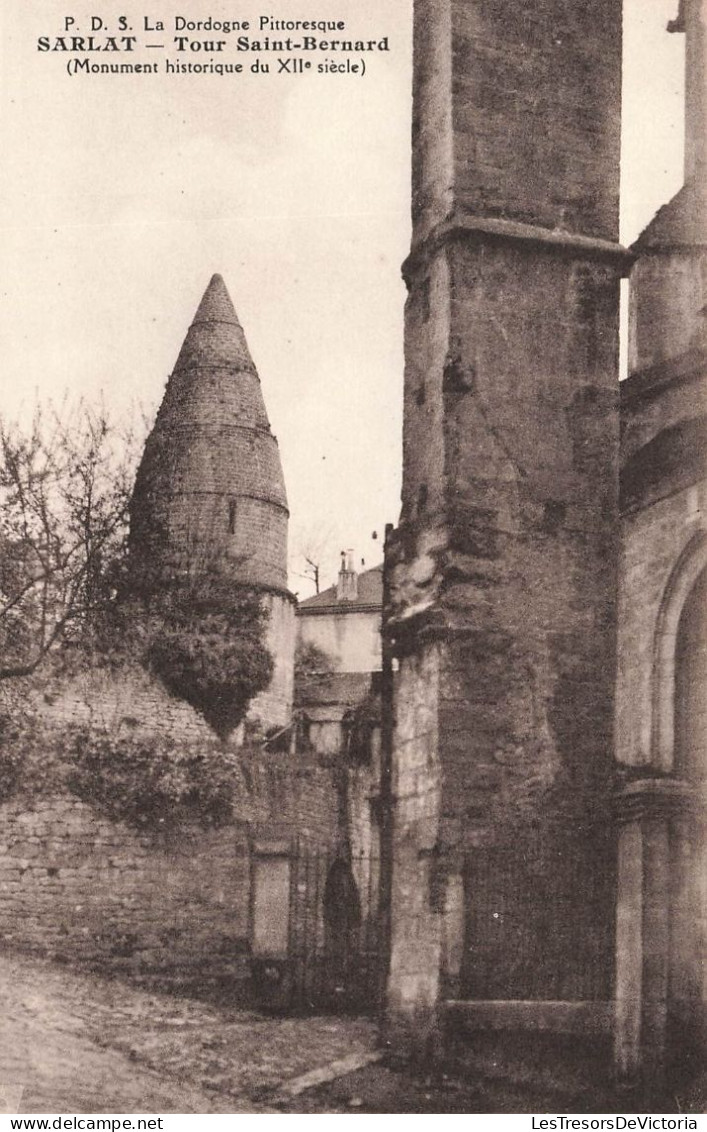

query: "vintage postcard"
left=0, top=0, right=704, bottom=1119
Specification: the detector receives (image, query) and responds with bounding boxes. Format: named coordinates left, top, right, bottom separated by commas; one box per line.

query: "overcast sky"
left=0, top=0, right=686, bottom=595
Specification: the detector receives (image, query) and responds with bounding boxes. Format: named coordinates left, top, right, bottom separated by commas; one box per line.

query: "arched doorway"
left=323, top=858, right=362, bottom=1011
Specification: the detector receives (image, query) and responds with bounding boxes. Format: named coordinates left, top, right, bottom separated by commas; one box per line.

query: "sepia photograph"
left=0, top=0, right=705, bottom=1118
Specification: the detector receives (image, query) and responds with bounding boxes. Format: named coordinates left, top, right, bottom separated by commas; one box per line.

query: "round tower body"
left=130, top=274, right=295, bottom=730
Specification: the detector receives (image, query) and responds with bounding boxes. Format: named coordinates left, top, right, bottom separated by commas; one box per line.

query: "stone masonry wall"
left=35, top=664, right=213, bottom=744
left=436, top=242, right=620, bottom=831
left=0, top=741, right=337, bottom=991
left=33, top=593, right=295, bottom=738
left=411, top=0, right=622, bottom=245
left=0, top=666, right=336, bottom=991
left=629, top=251, right=707, bottom=374
left=386, top=647, right=442, bottom=1049
left=249, top=591, right=296, bottom=730
left=449, top=1, right=622, bottom=241
left=0, top=795, right=252, bottom=989
left=388, top=238, right=621, bottom=1027
left=151, top=490, right=290, bottom=595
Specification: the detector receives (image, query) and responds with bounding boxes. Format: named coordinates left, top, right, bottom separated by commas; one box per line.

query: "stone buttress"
left=384, top=0, right=628, bottom=1054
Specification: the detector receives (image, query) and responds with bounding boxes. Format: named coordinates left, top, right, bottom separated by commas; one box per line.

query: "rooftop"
left=295, top=671, right=380, bottom=707
left=298, top=564, right=383, bottom=613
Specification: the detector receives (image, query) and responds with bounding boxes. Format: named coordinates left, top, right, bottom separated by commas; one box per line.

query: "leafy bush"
left=66, top=728, right=240, bottom=829
left=144, top=582, right=273, bottom=739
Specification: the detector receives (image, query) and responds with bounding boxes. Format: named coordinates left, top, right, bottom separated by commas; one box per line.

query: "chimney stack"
left=336, top=549, right=358, bottom=602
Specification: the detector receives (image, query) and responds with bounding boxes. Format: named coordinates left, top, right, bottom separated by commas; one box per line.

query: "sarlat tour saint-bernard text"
left=37, top=14, right=390, bottom=55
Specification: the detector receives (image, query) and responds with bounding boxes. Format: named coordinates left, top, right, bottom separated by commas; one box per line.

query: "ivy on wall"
left=0, top=709, right=243, bottom=829
left=66, top=728, right=240, bottom=829
left=0, top=590, right=276, bottom=827
left=144, top=582, right=273, bottom=740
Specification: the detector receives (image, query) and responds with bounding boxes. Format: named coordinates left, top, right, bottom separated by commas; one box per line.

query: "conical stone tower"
left=130, top=273, right=295, bottom=729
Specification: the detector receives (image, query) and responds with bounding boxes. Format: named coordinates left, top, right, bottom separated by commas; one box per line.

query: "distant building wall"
left=297, top=608, right=381, bottom=674
left=296, top=562, right=383, bottom=674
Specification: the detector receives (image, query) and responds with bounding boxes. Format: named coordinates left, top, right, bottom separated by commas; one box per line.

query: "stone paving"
left=0, top=953, right=376, bottom=1114
left=3, top=953, right=704, bottom=1116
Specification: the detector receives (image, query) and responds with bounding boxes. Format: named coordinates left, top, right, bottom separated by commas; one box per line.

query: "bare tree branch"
left=0, top=400, right=144, bottom=682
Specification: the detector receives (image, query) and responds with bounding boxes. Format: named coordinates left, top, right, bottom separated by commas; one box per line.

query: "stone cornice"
left=614, top=777, right=706, bottom=824
left=403, top=210, right=635, bottom=287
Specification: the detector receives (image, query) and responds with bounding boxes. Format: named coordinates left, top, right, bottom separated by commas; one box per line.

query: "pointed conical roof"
left=129, top=275, right=289, bottom=593
left=167, top=274, right=272, bottom=432
left=172, top=275, right=266, bottom=404
left=193, top=273, right=236, bottom=323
